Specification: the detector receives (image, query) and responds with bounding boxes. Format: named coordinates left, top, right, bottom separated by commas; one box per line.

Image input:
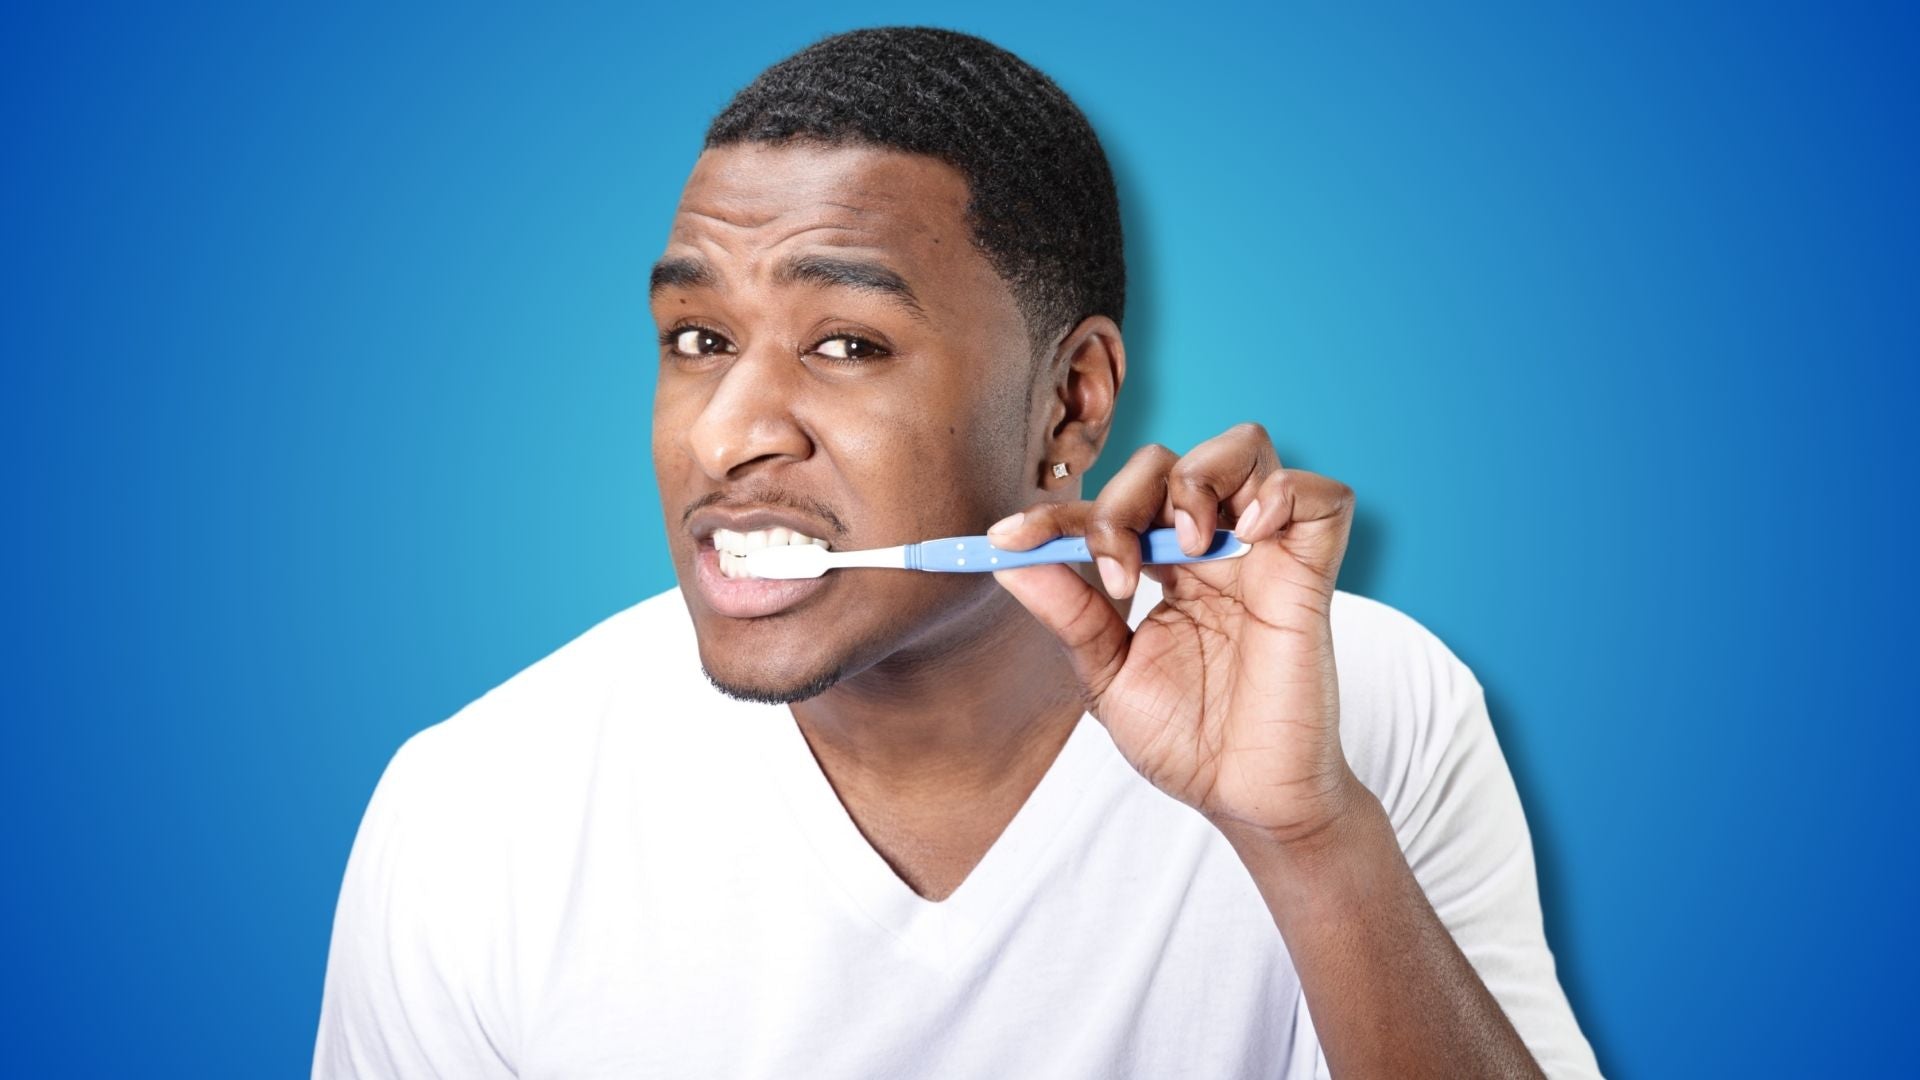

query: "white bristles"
left=740, top=545, right=835, bottom=580
left=739, top=543, right=911, bottom=579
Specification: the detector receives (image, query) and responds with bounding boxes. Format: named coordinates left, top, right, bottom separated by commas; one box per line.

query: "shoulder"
left=373, top=586, right=705, bottom=821
left=1325, top=589, right=1487, bottom=813
left=1328, top=588, right=1483, bottom=705
left=449, top=585, right=702, bottom=729
left=327, top=589, right=712, bottom=989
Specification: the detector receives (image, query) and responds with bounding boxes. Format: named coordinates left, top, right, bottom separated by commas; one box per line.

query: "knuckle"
left=1233, top=420, right=1270, bottom=443
left=1056, top=502, right=1097, bottom=532
left=1084, top=514, right=1136, bottom=551
left=1085, top=503, right=1125, bottom=531
left=1167, top=457, right=1210, bottom=488
left=1130, top=442, right=1177, bottom=467
left=1033, top=500, right=1090, bottom=536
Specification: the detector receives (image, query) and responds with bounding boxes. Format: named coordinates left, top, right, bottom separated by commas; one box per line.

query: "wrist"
left=1213, top=773, right=1398, bottom=913
left=1209, top=767, right=1379, bottom=861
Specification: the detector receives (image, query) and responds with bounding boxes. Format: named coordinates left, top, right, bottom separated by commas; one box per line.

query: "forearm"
left=1217, top=776, right=1545, bottom=1079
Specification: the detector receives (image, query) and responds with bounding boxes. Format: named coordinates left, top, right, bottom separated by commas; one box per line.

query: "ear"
left=1037, top=315, right=1126, bottom=488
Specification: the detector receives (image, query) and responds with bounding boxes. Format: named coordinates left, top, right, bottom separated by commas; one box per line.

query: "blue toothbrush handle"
left=908, top=527, right=1247, bottom=572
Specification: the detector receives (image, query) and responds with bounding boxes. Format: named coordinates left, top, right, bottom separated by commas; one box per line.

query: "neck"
left=788, top=566, right=1126, bottom=799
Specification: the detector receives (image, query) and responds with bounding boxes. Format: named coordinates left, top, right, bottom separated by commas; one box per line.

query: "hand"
left=990, top=424, right=1366, bottom=848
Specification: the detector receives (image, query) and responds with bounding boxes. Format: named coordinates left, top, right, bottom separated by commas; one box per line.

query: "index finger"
left=987, top=444, right=1176, bottom=599
left=1165, top=423, right=1281, bottom=555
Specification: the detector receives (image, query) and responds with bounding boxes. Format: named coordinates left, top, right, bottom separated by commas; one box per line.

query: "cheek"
left=650, top=380, right=698, bottom=475
left=815, top=397, right=934, bottom=502
left=956, top=371, right=1038, bottom=498
left=811, top=380, right=1025, bottom=531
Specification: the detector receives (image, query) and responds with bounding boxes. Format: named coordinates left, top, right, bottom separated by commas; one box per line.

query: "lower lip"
left=693, top=544, right=833, bottom=619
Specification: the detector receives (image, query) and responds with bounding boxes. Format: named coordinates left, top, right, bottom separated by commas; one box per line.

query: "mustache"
left=679, top=488, right=851, bottom=539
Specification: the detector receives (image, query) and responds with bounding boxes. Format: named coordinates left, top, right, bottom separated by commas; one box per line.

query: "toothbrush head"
left=740, top=544, right=834, bottom=580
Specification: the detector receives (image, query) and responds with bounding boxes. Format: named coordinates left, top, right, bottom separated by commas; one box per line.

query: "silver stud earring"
left=1051, top=461, right=1070, bottom=479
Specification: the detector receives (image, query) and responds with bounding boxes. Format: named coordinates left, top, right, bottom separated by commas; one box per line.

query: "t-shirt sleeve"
left=311, top=727, right=518, bottom=1079
left=1385, top=643, right=1604, bottom=1079
left=1286, top=600, right=1605, bottom=1079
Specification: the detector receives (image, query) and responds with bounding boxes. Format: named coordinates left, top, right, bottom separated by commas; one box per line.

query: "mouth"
left=708, top=525, right=832, bottom=580
left=687, top=515, right=838, bottom=620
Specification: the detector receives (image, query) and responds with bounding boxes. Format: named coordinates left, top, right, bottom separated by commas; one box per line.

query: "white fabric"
left=313, top=579, right=1602, bottom=1078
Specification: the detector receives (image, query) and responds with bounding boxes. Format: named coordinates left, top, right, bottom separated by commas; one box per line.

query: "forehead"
left=674, top=141, right=969, bottom=236
left=657, top=142, right=1008, bottom=320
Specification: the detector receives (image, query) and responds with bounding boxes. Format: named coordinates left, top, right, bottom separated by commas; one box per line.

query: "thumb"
left=993, top=563, right=1133, bottom=704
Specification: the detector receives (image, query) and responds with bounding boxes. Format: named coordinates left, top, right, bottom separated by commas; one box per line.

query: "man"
left=313, top=26, right=1601, bottom=1079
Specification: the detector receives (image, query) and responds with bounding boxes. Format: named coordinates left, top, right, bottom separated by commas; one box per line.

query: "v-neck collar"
left=741, top=579, right=1162, bottom=974
left=752, top=702, right=1108, bottom=972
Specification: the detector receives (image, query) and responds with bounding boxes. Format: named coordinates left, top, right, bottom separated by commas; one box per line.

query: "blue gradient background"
left=4, top=3, right=1915, bottom=1076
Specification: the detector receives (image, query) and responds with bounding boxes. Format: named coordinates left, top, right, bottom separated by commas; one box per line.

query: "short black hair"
left=704, top=26, right=1125, bottom=362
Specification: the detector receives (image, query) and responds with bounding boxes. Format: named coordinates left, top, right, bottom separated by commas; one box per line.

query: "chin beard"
left=700, top=661, right=845, bottom=706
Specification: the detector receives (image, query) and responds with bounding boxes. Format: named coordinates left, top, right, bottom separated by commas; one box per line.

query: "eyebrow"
left=648, top=252, right=930, bottom=324
left=648, top=255, right=717, bottom=294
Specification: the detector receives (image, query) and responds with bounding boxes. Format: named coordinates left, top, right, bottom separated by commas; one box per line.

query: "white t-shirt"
left=312, top=578, right=1602, bottom=1078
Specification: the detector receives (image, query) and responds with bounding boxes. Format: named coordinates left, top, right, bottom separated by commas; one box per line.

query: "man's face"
left=650, top=141, right=1043, bottom=703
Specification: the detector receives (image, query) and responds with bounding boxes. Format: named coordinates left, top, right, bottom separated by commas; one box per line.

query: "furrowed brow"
left=772, top=253, right=930, bottom=324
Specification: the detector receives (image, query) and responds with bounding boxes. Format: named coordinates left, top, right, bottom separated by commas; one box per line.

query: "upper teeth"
left=712, top=528, right=830, bottom=557
left=712, top=528, right=829, bottom=581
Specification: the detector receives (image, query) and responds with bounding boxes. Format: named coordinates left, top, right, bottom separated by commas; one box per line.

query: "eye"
left=661, top=325, right=733, bottom=357
left=812, top=334, right=890, bottom=362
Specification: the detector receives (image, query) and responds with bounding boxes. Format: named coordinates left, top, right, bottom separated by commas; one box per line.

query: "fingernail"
left=988, top=512, right=1025, bottom=536
left=1173, top=509, right=1200, bottom=554
left=1235, top=500, right=1262, bottom=540
left=1097, top=556, right=1127, bottom=598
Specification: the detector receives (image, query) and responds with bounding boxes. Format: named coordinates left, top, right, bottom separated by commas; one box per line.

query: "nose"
left=682, top=349, right=812, bottom=481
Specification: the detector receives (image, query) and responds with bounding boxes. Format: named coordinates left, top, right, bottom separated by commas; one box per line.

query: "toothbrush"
left=740, top=527, right=1250, bottom=580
